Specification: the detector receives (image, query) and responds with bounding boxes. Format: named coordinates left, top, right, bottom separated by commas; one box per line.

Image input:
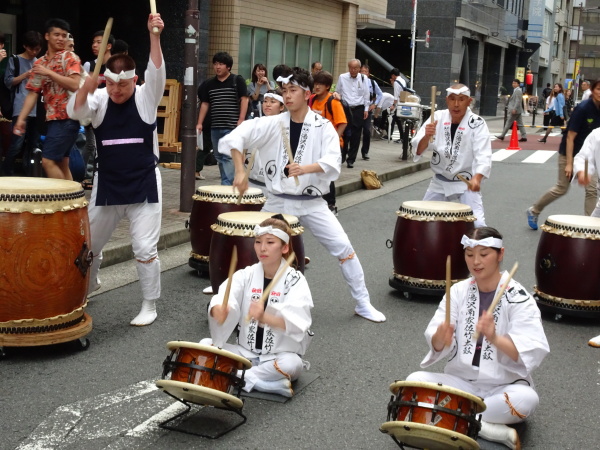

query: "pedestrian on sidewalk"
left=68, top=13, right=166, bottom=326
left=497, top=79, right=526, bottom=142
left=220, top=66, right=386, bottom=323
left=525, top=80, right=600, bottom=230
left=412, top=83, right=492, bottom=228
left=359, top=64, right=382, bottom=160
left=538, top=83, right=564, bottom=143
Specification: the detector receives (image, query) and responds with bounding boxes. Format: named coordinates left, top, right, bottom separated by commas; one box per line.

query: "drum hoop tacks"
left=540, top=222, right=600, bottom=240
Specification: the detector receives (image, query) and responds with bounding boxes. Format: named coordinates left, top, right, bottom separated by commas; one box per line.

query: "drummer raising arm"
left=406, top=227, right=549, bottom=450
left=412, top=84, right=492, bottom=228
left=202, top=216, right=313, bottom=397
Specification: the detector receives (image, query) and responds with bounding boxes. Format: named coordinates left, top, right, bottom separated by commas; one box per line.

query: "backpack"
left=0, top=55, right=20, bottom=118
left=309, top=94, right=353, bottom=127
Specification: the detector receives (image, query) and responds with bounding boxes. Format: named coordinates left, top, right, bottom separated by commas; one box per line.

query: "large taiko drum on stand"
left=389, top=201, right=475, bottom=298
left=187, top=186, right=266, bottom=275
left=380, top=381, right=486, bottom=449
left=534, top=214, right=600, bottom=317
left=156, top=341, right=252, bottom=437
left=209, top=211, right=305, bottom=293
left=0, top=178, right=93, bottom=349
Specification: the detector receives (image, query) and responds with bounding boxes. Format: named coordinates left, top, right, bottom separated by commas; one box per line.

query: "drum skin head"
left=401, top=201, right=473, bottom=214
left=194, top=184, right=265, bottom=200
left=166, top=341, right=252, bottom=370
left=546, top=214, right=600, bottom=231
left=389, top=381, right=486, bottom=413
left=211, top=211, right=303, bottom=237
left=156, top=380, right=244, bottom=409
left=380, top=421, right=480, bottom=450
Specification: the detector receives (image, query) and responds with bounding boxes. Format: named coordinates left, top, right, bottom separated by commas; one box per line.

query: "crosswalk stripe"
left=491, top=149, right=519, bottom=161
left=522, top=150, right=557, bottom=164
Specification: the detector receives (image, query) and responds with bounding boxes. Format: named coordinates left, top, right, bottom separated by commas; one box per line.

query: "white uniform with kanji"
left=204, top=260, right=313, bottom=391
left=573, top=127, right=600, bottom=217
left=407, top=272, right=550, bottom=424
left=412, top=108, right=492, bottom=227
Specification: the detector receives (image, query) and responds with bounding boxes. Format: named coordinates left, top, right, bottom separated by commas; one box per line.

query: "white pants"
left=263, top=198, right=371, bottom=306
left=200, top=339, right=303, bottom=392
left=423, top=189, right=487, bottom=228
left=87, top=172, right=162, bottom=300
left=406, top=371, right=539, bottom=424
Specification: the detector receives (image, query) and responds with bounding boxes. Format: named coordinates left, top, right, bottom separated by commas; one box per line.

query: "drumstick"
left=279, top=122, right=300, bottom=186
left=236, top=150, right=257, bottom=205
left=445, top=255, right=451, bottom=324
left=149, top=0, right=159, bottom=34
left=93, top=18, right=114, bottom=78
left=473, top=262, right=519, bottom=340
left=457, top=174, right=472, bottom=190
left=247, top=252, right=296, bottom=322
left=219, top=246, right=238, bottom=324
left=585, top=158, right=589, bottom=184
left=429, top=86, right=436, bottom=143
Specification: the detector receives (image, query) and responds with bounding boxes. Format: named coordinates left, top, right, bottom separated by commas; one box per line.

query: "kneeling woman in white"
left=203, top=216, right=313, bottom=397
left=407, top=227, right=549, bottom=450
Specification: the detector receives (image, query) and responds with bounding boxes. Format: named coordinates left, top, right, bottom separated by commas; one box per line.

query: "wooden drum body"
left=380, top=381, right=486, bottom=450
left=0, top=178, right=93, bottom=347
left=389, top=201, right=475, bottom=298
left=535, top=215, right=600, bottom=317
left=156, top=341, right=252, bottom=409
left=188, top=186, right=265, bottom=274
left=209, top=211, right=305, bottom=293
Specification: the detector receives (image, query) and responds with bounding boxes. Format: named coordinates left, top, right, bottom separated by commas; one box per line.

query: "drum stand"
left=158, top=390, right=247, bottom=439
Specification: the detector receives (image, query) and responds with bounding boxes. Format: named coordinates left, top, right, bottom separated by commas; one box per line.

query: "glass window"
left=321, top=40, right=334, bottom=72
left=254, top=28, right=268, bottom=70
left=310, top=38, right=322, bottom=67
left=285, top=33, right=296, bottom=67
left=268, top=31, right=284, bottom=74
left=297, top=35, right=310, bottom=69
left=239, top=26, right=253, bottom=80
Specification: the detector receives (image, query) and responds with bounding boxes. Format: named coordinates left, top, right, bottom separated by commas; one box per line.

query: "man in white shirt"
left=335, top=59, right=369, bottom=168
left=581, top=80, right=591, bottom=102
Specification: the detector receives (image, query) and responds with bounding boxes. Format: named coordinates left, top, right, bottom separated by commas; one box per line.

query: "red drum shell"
left=535, top=215, right=600, bottom=301
left=392, top=201, right=475, bottom=282
left=189, top=186, right=265, bottom=260
left=209, top=211, right=305, bottom=292
left=0, top=178, right=90, bottom=326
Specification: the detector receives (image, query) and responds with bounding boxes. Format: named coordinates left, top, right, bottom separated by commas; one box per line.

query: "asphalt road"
left=2, top=143, right=599, bottom=450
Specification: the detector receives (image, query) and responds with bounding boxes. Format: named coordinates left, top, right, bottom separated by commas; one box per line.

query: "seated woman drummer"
left=406, top=227, right=550, bottom=450
left=202, top=214, right=313, bottom=398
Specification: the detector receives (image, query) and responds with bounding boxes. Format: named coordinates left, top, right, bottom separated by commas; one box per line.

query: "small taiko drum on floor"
left=534, top=214, right=600, bottom=318
left=187, top=186, right=266, bottom=274
left=209, top=211, right=305, bottom=293
left=0, top=178, right=93, bottom=348
left=156, top=341, right=252, bottom=410
left=380, top=381, right=486, bottom=450
left=389, top=201, right=475, bottom=298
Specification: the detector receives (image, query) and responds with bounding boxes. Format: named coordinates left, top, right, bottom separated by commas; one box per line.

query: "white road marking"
left=491, top=149, right=519, bottom=161
left=522, top=150, right=557, bottom=164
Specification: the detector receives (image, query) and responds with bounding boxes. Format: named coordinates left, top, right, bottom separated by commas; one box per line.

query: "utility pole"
left=180, top=0, right=200, bottom=212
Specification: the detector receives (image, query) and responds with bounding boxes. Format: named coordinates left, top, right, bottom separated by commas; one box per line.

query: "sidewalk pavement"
left=97, top=113, right=506, bottom=268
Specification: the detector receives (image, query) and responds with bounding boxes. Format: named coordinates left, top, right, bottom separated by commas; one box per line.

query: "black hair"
left=212, top=52, right=233, bottom=70
left=251, top=63, right=267, bottom=83
left=277, top=66, right=313, bottom=91
left=272, top=64, right=292, bottom=81
left=0, top=33, right=5, bottom=46
left=390, top=68, right=400, bottom=76
left=311, top=61, right=321, bottom=70
left=313, top=70, right=333, bottom=89
left=23, top=30, right=43, bottom=48
left=106, top=53, right=136, bottom=73
left=112, top=39, right=129, bottom=55
left=361, top=64, right=370, bottom=71
left=465, top=227, right=503, bottom=253
left=590, top=79, right=600, bottom=91
left=45, top=18, right=71, bottom=34
left=513, top=78, right=521, bottom=84
left=92, top=30, right=115, bottom=46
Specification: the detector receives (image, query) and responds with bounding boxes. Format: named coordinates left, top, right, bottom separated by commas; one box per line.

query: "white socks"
left=253, top=378, right=293, bottom=398
left=479, top=421, right=521, bottom=450
left=130, top=299, right=157, bottom=326
left=355, top=303, right=386, bottom=323
left=588, top=334, right=600, bottom=347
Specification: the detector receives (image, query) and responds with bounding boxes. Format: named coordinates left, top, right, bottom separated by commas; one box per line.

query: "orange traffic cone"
left=506, top=120, right=521, bottom=150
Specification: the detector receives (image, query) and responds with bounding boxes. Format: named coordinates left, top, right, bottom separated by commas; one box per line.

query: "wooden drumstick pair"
left=429, top=86, right=436, bottom=144
left=279, top=122, right=300, bottom=186
left=218, top=245, right=238, bottom=324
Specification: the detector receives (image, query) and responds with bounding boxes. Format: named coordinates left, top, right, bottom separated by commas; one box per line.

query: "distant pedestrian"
left=497, top=79, right=526, bottom=142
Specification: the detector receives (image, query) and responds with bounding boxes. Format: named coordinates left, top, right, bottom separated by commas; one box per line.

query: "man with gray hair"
left=335, top=59, right=369, bottom=168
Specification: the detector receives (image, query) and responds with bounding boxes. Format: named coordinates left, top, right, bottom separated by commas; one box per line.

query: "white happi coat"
left=412, top=108, right=492, bottom=197
left=574, top=127, right=600, bottom=179
left=421, top=272, right=549, bottom=386
left=218, top=110, right=341, bottom=214
left=208, top=260, right=313, bottom=362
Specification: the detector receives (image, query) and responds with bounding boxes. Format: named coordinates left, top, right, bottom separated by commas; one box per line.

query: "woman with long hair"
left=538, top=83, right=565, bottom=143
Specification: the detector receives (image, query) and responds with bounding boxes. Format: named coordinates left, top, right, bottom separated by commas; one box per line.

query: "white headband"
left=104, top=68, right=136, bottom=82
left=446, top=86, right=471, bottom=97
left=254, top=225, right=290, bottom=244
left=264, top=92, right=284, bottom=104
left=276, top=74, right=310, bottom=91
left=461, top=235, right=503, bottom=249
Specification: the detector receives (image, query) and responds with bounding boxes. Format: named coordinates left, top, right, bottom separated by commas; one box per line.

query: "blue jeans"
left=211, top=128, right=235, bottom=185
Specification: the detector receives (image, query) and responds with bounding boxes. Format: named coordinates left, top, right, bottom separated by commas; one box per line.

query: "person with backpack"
left=335, top=58, right=369, bottom=168
left=1, top=31, right=43, bottom=176
left=359, top=64, right=382, bottom=161
left=310, top=70, right=347, bottom=215
left=196, top=52, right=248, bottom=185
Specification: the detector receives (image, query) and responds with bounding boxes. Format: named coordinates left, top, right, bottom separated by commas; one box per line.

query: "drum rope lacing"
left=534, top=287, right=600, bottom=311
left=162, top=352, right=246, bottom=390
left=541, top=220, right=600, bottom=239
left=213, top=217, right=304, bottom=236
left=398, top=207, right=476, bottom=222
left=0, top=315, right=85, bottom=334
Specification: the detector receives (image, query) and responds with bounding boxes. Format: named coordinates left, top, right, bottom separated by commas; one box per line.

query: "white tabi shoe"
left=253, top=378, right=294, bottom=397
left=588, top=335, right=600, bottom=347
left=354, top=303, right=386, bottom=323
left=479, top=421, right=521, bottom=450
left=202, top=285, right=213, bottom=295
left=130, top=299, right=157, bottom=326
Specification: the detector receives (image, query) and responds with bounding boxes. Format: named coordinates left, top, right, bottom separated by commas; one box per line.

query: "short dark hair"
left=23, top=30, right=43, bottom=48
left=465, top=226, right=503, bottom=252
left=92, top=30, right=115, bottom=46
left=106, top=53, right=136, bottom=73
left=0, top=33, right=5, bottom=46
left=112, top=39, right=129, bottom=55
left=212, top=52, right=233, bottom=70
left=45, top=18, right=71, bottom=34
left=251, top=63, right=267, bottom=83
left=311, top=61, right=321, bottom=69
left=361, top=64, right=370, bottom=71
left=513, top=79, right=521, bottom=84
left=546, top=83, right=551, bottom=87
left=277, top=66, right=313, bottom=91
left=272, top=64, right=292, bottom=81
left=313, top=70, right=333, bottom=89
left=390, top=68, right=400, bottom=76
